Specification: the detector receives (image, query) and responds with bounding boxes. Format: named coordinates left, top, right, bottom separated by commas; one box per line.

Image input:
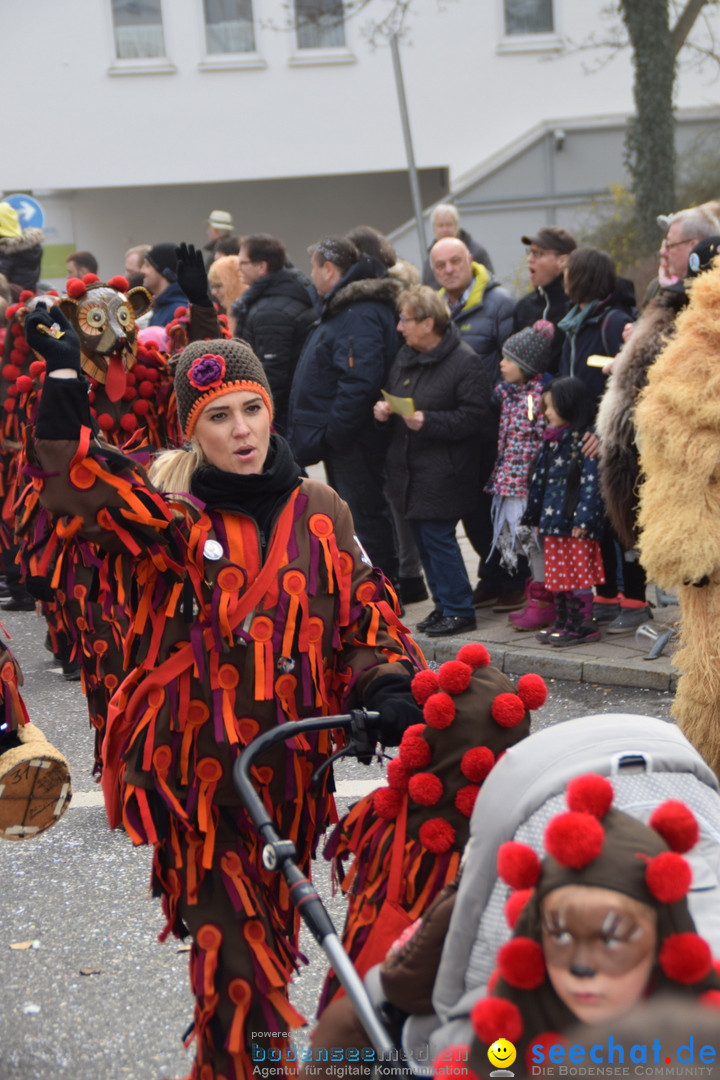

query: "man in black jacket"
left=287, top=236, right=401, bottom=587
left=512, top=226, right=576, bottom=374
left=233, top=234, right=316, bottom=437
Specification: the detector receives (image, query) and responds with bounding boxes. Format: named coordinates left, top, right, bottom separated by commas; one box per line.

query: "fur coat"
left=596, top=289, right=686, bottom=549
left=636, top=265, right=720, bottom=777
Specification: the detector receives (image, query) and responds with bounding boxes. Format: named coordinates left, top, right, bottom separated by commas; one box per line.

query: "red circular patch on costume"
left=497, top=841, right=542, bottom=889
left=196, top=757, right=223, bottom=783
left=309, top=513, right=333, bottom=538
left=408, top=772, right=443, bottom=806
left=418, top=817, right=455, bottom=853
left=146, top=687, right=165, bottom=709
left=410, top=668, right=439, bottom=705
left=461, top=746, right=495, bottom=783
left=187, top=700, right=210, bottom=725
left=237, top=717, right=260, bottom=742
left=283, top=570, right=306, bottom=596
left=437, top=660, right=472, bottom=695
left=153, top=745, right=172, bottom=773
left=650, top=800, right=699, bottom=853
left=423, top=692, right=456, bottom=729
left=491, top=693, right=526, bottom=727
left=659, top=933, right=712, bottom=984
left=228, top=978, right=252, bottom=1006
left=497, top=937, right=546, bottom=989
left=470, top=997, right=523, bottom=1045
left=646, top=852, right=692, bottom=903
left=251, top=616, right=274, bottom=642
left=217, top=566, right=244, bottom=593
left=196, top=924, right=223, bottom=951
left=217, top=664, right=239, bottom=690
left=566, top=774, right=614, bottom=818
left=545, top=811, right=604, bottom=868
left=516, top=672, right=548, bottom=710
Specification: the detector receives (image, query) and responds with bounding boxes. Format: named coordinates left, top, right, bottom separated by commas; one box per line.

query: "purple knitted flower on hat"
left=187, top=353, right=226, bottom=391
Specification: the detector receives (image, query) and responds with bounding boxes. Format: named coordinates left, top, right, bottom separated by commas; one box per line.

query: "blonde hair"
left=148, top=442, right=205, bottom=495
left=208, top=255, right=247, bottom=313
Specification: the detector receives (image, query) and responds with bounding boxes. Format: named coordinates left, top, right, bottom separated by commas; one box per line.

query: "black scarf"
left=191, top=434, right=301, bottom=543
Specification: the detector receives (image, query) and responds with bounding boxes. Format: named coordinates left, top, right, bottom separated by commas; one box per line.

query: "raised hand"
left=176, top=243, right=212, bottom=308
left=24, top=304, right=81, bottom=374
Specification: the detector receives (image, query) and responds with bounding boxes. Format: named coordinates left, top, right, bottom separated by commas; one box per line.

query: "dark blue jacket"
left=524, top=426, right=604, bottom=540
left=558, top=300, right=632, bottom=412
left=287, top=257, right=401, bottom=468
left=149, top=281, right=189, bottom=327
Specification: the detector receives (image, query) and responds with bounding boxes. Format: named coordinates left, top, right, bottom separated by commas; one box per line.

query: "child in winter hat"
left=484, top=320, right=554, bottom=627
left=443, top=775, right=720, bottom=1079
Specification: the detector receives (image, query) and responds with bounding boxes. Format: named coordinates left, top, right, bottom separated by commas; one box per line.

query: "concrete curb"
left=416, top=633, right=677, bottom=692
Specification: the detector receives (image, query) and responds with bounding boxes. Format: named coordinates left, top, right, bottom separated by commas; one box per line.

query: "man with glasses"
left=513, top=226, right=577, bottom=374
left=232, top=233, right=315, bottom=436
left=662, top=206, right=720, bottom=281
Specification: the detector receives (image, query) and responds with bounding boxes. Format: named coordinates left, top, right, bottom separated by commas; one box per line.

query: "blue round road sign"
left=5, top=194, right=45, bottom=231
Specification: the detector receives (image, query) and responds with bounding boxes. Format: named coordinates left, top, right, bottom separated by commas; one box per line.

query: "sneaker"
left=416, top=608, right=444, bottom=633
left=493, top=588, right=529, bottom=614
left=398, top=575, right=429, bottom=604
left=592, top=601, right=621, bottom=623
left=425, top=614, right=478, bottom=638
left=606, top=606, right=653, bottom=634
left=471, top=584, right=500, bottom=608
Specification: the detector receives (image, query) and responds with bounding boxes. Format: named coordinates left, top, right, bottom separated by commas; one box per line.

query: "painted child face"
left=541, top=885, right=657, bottom=1025
left=499, top=356, right=526, bottom=385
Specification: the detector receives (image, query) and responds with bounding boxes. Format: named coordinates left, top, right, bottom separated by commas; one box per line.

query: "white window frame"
left=107, top=0, right=176, bottom=75
left=197, top=0, right=267, bottom=71
left=289, top=0, right=356, bottom=67
left=496, top=0, right=563, bottom=54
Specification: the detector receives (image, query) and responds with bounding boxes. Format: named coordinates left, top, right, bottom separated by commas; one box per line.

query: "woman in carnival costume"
left=23, top=302, right=425, bottom=1080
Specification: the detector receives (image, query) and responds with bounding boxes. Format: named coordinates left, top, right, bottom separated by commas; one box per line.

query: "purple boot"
left=508, top=580, right=556, bottom=631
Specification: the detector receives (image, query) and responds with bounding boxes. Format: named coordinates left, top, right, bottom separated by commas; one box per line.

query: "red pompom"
left=418, top=817, right=455, bottom=854
left=699, top=989, right=720, bottom=1010
left=83, top=273, right=100, bottom=285
left=486, top=969, right=500, bottom=993
left=455, top=784, right=480, bottom=818
left=133, top=363, right=148, bottom=379
left=404, top=723, right=426, bottom=739
left=497, top=841, right=542, bottom=889
left=659, top=933, right=712, bottom=984
left=65, top=277, right=87, bottom=298
left=433, top=1046, right=480, bottom=1079
left=650, top=800, right=699, bottom=853
left=145, top=367, right=160, bottom=383
left=122, top=387, right=137, bottom=402
left=545, top=812, right=604, bottom=869
left=46, top=289, right=60, bottom=297
left=504, top=888, right=533, bottom=929
left=526, top=1034, right=566, bottom=1075
left=19, top=290, right=35, bottom=302
left=491, top=693, right=526, bottom=728
left=2, top=364, right=20, bottom=381
left=408, top=772, right=443, bottom=807
left=645, top=852, right=692, bottom=903
left=461, top=745, right=495, bottom=783
left=3, top=399, right=14, bottom=413
left=107, top=275, right=130, bottom=292
left=373, top=786, right=404, bottom=821
left=9, top=350, right=25, bottom=366
left=497, top=937, right=546, bottom=990
left=137, top=379, right=155, bottom=398
left=399, top=734, right=432, bottom=770
left=15, top=337, right=30, bottom=353
left=516, top=673, right=547, bottom=710
left=173, top=306, right=187, bottom=319
left=456, top=643, right=490, bottom=668
left=470, top=997, right=523, bottom=1045
left=386, top=757, right=411, bottom=792
left=16, top=375, right=33, bottom=394
left=132, top=399, right=150, bottom=417
left=566, top=774, right=614, bottom=818
left=411, top=668, right=439, bottom=705
left=424, top=692, right=456, bottom=730
left=6, top=304, right=20, bottom=320
left=437, top=660, right=472, bottom=695
left=96, top=413, right=115, bottom=432
left=29, top=360, right=46, bottom=378
left=6, top=385, right=17, bottom=399
left=120, top=414, right=138, bottom=432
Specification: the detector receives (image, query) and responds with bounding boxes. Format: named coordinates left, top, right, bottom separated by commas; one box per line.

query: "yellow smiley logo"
left=488, top=1039, right=517, bottom=1069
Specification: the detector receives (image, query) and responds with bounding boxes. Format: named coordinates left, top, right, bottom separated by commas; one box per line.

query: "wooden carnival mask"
left=58, top=277, right=152, bottom=401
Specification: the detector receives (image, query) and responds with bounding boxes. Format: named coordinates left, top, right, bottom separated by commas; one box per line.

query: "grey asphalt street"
left=0, top=606, right=673, bottom=1079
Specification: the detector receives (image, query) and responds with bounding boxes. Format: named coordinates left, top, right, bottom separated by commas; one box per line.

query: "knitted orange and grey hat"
left=174, top=338, right=274, bottom=438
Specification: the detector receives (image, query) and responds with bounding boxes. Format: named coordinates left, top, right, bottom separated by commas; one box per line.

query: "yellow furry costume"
left=636, top=264, right=720, bottom=775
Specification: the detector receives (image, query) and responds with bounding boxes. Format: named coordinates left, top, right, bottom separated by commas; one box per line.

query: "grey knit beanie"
left=502, top=319, right=555, bottom=377
left=174, top=338, right=273, bottom=438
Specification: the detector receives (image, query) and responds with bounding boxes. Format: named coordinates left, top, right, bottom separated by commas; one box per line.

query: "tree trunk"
left=620, top=0, right=677, bottom=253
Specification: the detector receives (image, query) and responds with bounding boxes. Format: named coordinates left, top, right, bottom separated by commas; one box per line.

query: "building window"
left=295, top=0, right=345, bottom=48
left=504, top=0, right=553, bottom=35
left=204, top=0, right=255, bottom=53
left=111, top=0, right=166, bottom=58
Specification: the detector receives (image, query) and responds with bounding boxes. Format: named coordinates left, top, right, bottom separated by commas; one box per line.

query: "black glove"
left=24, top=304, right=81, bottom=374
left=176, top=243, right=213, bottom=308
left=363, top=669, right=423, bottom=748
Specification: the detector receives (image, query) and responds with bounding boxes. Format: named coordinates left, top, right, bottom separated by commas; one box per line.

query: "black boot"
left=551, top=593, right=601, bottom=648
left=535, top=591, right=567, bottom=644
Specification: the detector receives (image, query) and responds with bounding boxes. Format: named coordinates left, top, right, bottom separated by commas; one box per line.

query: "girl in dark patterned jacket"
left=484, top=320, right=553, bottom=626
left=523, top=376, right=605, bottom=647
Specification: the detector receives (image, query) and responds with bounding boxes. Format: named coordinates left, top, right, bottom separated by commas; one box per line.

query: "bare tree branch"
left=672, top=0, right=714, bottom=55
